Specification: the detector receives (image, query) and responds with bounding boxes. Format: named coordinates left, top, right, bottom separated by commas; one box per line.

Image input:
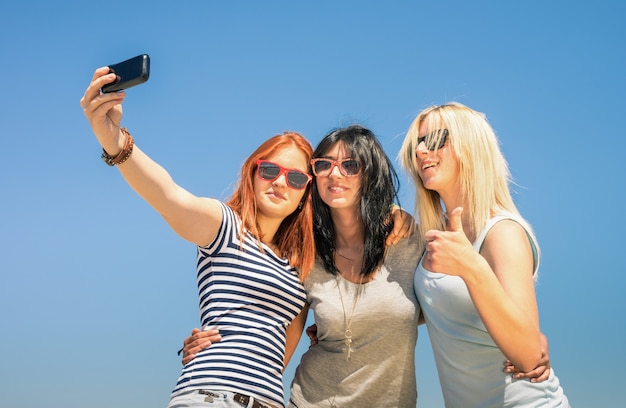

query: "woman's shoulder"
left=477, top=212, right=531, bottom=245
left=385, top=233, right=421, bottom=268
left=303, top=260, right=337, bottom=290
left=388, top=231, right=420, bottom=253
left=480, top=213, right=539, bottom=275
left=197, top=200, right=238, bottom=250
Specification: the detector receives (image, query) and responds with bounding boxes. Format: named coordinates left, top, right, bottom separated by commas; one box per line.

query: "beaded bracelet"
left=101, top=127, right=134, bottom=166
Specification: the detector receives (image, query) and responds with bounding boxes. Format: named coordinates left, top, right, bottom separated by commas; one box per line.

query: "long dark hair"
left=312, top=125, right=400, bottom=278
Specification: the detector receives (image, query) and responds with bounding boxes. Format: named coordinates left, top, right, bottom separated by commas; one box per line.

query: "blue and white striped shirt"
left=170, top=203, right=306, bottom=406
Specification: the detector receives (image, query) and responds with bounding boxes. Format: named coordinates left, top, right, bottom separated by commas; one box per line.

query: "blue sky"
left=1, top=1, right=624, bottom=407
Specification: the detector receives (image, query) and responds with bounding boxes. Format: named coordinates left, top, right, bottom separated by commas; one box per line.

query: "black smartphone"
left=101, top=54, right=150, bottom=93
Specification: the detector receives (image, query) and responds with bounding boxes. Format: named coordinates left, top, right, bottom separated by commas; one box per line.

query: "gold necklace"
left=335, top=250, right=356, bottom=262
left=335, top=273, right=364, bottom=361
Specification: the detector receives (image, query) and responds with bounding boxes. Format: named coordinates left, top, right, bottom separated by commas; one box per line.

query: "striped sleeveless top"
left=170, top=202, right=307, bottom=407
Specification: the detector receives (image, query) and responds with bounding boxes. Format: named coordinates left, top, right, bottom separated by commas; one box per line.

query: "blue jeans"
left=168, top=390, right=276, bottom=408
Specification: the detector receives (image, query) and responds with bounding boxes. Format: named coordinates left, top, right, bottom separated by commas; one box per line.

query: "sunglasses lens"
left=341, top=160, right=361, bottom=176
left=287, top=171, right=309, bottom=189
left=258, top=163, right=280, bottom=180
left=419, top=129, right=448, bottom=151
left=313, top=160, right=332, bottom=175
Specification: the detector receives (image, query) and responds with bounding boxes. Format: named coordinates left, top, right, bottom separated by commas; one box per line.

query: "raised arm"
left=80, top=67, right=221, bottom=246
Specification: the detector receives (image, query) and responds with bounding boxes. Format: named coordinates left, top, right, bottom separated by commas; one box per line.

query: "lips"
left=421, top=161, right=438, bottom=171
left=266, top=189, right=286, bottom=200
left=328, top=184, right=348, bottom=193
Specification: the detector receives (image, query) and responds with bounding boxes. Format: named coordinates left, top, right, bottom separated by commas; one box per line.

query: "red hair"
left=226, top=132, right=315, bottom=280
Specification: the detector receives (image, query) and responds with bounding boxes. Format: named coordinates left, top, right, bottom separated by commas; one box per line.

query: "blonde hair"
left=399, top=102, right=539, bottom=264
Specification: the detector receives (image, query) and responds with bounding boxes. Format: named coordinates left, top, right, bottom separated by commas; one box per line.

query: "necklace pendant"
left=336, top=275, right=363, bottom=363
left=343, top=339, right=354, bottom=360
left=343, top=329, right=355, bottom=360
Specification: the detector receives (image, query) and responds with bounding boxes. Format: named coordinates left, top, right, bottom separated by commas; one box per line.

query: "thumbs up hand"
left=422, top=207, right=480, bottom=277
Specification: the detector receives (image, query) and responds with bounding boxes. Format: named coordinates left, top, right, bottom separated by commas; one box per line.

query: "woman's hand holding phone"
left=81, top=54, right=149, bottom=155
left=80, top=67, right=127, bottom=156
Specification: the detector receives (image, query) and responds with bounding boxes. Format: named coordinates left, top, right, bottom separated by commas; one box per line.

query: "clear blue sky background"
left=1, top=1, right=624, bottom=407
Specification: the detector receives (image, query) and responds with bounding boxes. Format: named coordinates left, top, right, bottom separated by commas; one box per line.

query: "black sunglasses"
left=310, top=158, right=362, bottom=177
left=417, top=129, right=449, bottom=151
left=256, top=160, right=312, bottom=190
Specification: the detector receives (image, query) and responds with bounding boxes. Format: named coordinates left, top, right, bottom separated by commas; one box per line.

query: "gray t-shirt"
left=288, top=234, right=421, bottom=408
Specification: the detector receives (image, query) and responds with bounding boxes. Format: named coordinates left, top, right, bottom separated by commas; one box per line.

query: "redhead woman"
left=80, top=66, right=316, bottom=408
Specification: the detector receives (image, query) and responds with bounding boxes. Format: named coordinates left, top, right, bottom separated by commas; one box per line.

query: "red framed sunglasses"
left=256, top=160, right=312, bottom=190
left=310, top=158, right=362, bottom=177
